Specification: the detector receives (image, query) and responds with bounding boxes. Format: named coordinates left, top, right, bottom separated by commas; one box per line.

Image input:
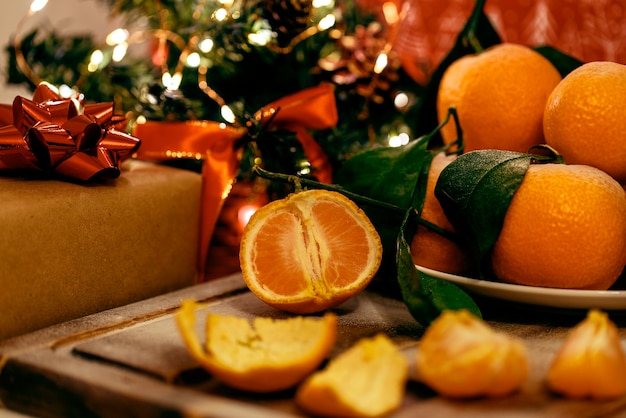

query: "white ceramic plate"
left=416, top=265, right=626, bottom=310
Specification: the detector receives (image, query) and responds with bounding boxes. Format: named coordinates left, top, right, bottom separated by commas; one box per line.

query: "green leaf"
left=334, top=109, right=460, bottom=274
left=434, top=150, right=532, bottom=277
left=396, top=209, right=481, bottom=326
left=412, top=0, right=501, bottom=140
left=534, top=45, right=584, bottom=78
left=334, top=128, right=431, bottom=272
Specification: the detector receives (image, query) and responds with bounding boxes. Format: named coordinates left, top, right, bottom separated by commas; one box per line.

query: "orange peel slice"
left=175, top=299, right=337, bottom=392
left=295, top=333, right=408, bottom=417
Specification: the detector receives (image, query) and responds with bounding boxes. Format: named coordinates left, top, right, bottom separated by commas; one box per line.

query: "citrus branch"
left=252, top=165, right=459, bottom=242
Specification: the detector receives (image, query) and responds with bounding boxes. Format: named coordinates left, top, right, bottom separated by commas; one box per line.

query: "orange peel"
left=295, top=333, right=408, bottom=417
left=175, top=299, right=337, bottom=392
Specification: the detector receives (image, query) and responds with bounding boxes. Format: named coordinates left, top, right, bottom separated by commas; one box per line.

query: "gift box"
left=0, top=159, right=201, bottom=340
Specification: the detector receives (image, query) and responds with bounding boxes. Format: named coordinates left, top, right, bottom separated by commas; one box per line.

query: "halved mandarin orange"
left=175, top=300, right=337, bottom=393
left=295, top=333, right=408, bottom=417
left=239, top=189, right=383, bottom=314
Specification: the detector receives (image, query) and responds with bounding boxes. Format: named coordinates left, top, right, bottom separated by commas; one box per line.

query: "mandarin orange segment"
left=547, top=310, right=626, bottom=399
left=175, top=300, right=337, bottom=393
left=240, top=189, right=382, bottom=314
left=310, top=198, right=378, bottom=288
left=295, top=333, right=408, bottom=418
left=416, top=309, right=528, bottom=399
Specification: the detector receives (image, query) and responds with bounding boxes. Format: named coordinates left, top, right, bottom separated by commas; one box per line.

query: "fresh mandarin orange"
left=411, top=152, right=473, bottom=274
left=547, top=310, right=626, bottom=399
left=295, top=333, right=408, bottom=417
left=544, top=61, right=626, bottom=184
left=491, top=163, right=626, bottom=290
left=437, top=43, right=562, bottom=153
left=239, top=189, right=382, bottom=314
left=175, top=300, right=337, bottom=393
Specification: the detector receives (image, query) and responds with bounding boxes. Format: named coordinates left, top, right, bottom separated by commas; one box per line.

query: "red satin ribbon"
left=0, top=83, right=140, bottom=181
left=133, top=83, right=338, bottom=281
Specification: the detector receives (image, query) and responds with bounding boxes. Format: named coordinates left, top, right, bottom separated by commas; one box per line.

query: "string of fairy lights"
left=13, top=0, right=414, bottom=147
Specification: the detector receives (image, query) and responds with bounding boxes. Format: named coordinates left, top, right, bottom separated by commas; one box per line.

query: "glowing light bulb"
left=112, top=43, right=128, bottom=62
left=88, top=49, right=104, bottom=72
left=238, top=204, right=259, bottom=230
left=220, top=105, right=236, bottom=123
left=186, top=52, right=201, bottom=67
left=162, top=72, right=182, bottom=90
left=318, top=14, right=336, bottom=30
left=248, top=30, right=272, bottom=46
left=213, top=8, right=228, bottom=21
left=312, top=0, right=333, bottom=7
left=374, top=53, right=388, bottom=74
left=199, top=38, right=214, bottom=53
left=394, top=92, right=409, bottom=109
left=382, top=2, right=399, bottom=25
left=90, top=49, right=104, bottom=65
left=58, top=84, right=74, bottom=98
left=388, top=133, right=409, bottom=147
left=30, top=0, right=48, bottom=13
left=106, top=28, right=129, bottom=46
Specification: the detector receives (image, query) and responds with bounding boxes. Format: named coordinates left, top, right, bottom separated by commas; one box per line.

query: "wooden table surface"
left=1, top=273, right=626, bottom=418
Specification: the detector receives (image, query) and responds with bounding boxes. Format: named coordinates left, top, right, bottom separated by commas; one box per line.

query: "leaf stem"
left=252, top=166, right=460, bottom=242
left=465, top=0, right=488, bottom=53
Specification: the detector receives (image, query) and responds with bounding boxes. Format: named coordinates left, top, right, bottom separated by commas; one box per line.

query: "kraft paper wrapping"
left=0, top=160, right=201, bottom=340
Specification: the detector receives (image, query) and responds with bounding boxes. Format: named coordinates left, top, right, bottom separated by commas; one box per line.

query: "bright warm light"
left=220, top=105, right=236, bottom=123
left=136, top=115, right=147, bottom=124
left=238, top=204, right=259, bottom=229
left=313, top=0, right=333, bottom=7
left=106, top=28, right=129, bottom=46
left=199, top=38, right=214, bottom=53
left=388, top=133, right=410, bottom=147
left=382, top=2, right=399, bottom=25
left=186, top=52, right=201, bottom=67
left=59, top=84, right=74, bottom=98
left=90, top=50, right=104, bottom=66
left=112, top=43, right=128, bottom=62
left=162, top=72, right=182, bottom=90
left=213, top=8, right=229, bottom=21
left=219, top=0, right=234, bottom=5
left=248, top=31, right=272, bottom=46
left=374, top=53, right=388, bottom=74
left=394, top=92, right=409, bottom=109
left=318, top=14, right=336, bottom=31
left=30, top=0, right=48, bottom=13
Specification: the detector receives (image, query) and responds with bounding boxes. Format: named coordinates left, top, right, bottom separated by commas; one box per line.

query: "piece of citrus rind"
left=295, top=333, right=408, bottom=418
left=175, top=299, right=337, bottom=392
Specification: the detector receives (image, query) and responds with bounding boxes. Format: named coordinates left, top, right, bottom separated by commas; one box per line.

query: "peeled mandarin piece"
left=175, top=300, right=337, bottom=392
left=416, top=309, right=528, bottom=398
left=547, top=309, right=626, bottom=399
left=239, top=189, right=382, bottom=314
left=295, top=333, right=408, bottom=418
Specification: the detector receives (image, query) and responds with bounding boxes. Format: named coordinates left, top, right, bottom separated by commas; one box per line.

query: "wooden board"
left=1, top=273, right=626, bottom=417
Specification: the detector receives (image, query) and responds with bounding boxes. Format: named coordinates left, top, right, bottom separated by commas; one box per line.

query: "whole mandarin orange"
left=544, top=61, right=626, bottom=184
left=411, top=152, right=473, bottom=274
left=491, top=163, right=626, bottom=290
left=437, top=43, right=561, bottom=153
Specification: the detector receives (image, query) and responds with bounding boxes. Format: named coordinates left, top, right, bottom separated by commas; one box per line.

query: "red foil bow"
left=0, top=83, right=140, bottom=181
left=133, top=83, right=338, bottom=281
